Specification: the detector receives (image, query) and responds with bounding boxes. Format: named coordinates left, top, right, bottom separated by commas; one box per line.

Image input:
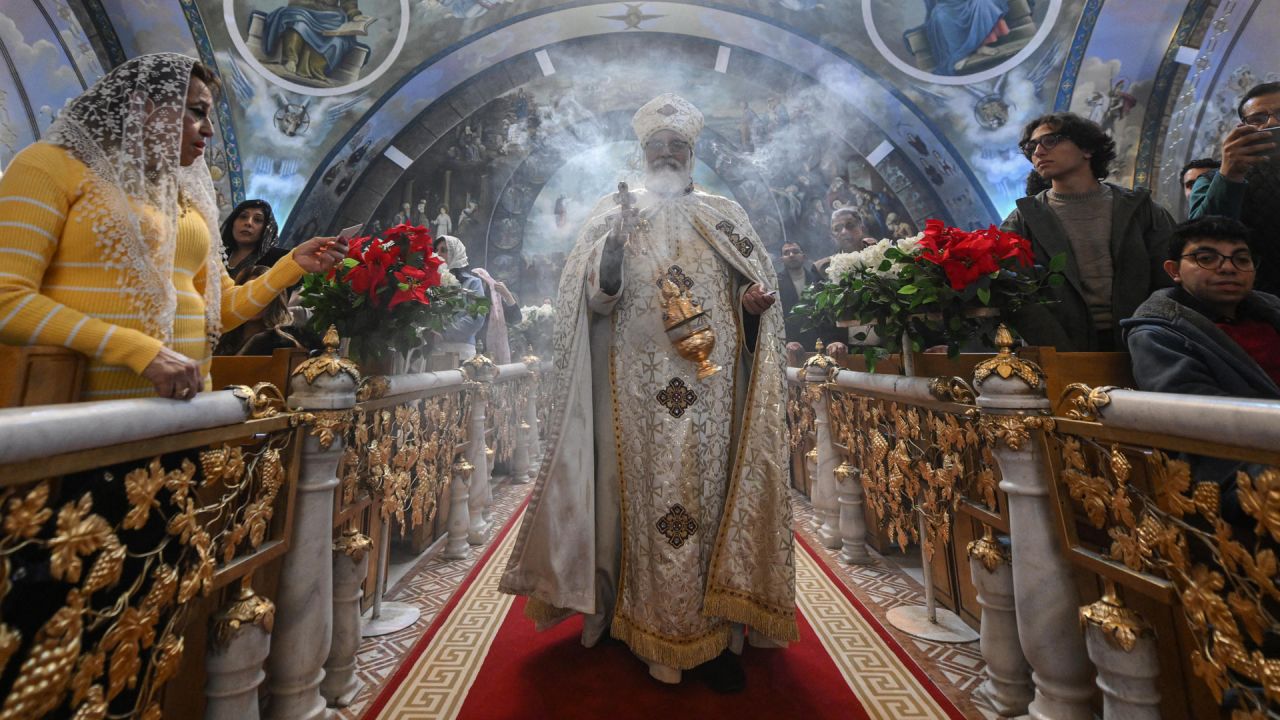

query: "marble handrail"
left=0, top=389, right=251, bottom=465
left=1094, top=388, right=1280, bottom=449
left=379, top=369, right=467, bottom=398
left=493, top=362, right=531, bottom=382
left=830, top=367, right=941, bottom=405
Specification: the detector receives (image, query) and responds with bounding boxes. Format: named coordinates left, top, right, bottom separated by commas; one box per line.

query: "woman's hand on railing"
left=142, top=346, right=202, bottom=400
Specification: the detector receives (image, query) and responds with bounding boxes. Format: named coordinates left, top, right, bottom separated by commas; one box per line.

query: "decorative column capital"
left=333, top=528, right=372, bottom=562
left=462, top=352, right=499, bottom=383
left=289, top=326, right=359, bottom=412
left=974, top=324, right=1045, bottom=392
left=966, top=529, right=1011, bottom=573
left=833, top=460, right=856, bottom=487
left=212, top=585, right=276, bottom=651
left=293, top=326, right=361, bottom=387
left=801, top=340, right=837, bottom=384
left=1079, top=582, right=1154, bottom=653
left=453, top=459, right=475, bottom=477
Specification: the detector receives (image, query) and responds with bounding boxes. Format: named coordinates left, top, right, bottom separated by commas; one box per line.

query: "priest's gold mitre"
left=632, top=93, right=704, bottom=144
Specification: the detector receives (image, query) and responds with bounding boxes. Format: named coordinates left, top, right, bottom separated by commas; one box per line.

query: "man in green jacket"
left=1001, top=112, right=1175, bottom=351
left=1188, top=81, right=1280, bottom=294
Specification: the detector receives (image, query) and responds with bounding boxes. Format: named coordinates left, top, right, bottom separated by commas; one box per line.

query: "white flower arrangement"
left=823, top=234, right=925, bottom=282
left=438, top=269, right=459, bottom=287
left=515, top=302, right=555, bottom=332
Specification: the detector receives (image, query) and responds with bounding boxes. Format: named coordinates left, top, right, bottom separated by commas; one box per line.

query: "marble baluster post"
left=975, top=329, right=1094, bottom=720
left=267, top=327, right=359, bottom=720
left=205, top=584, right=275, bottom=720
left=443, top=460, right=474, bottom=560
left=1081, top=583, right=1161, bottom=720
left=805, top=358, right=840, bottom=549
left=483, top=446, right=496, bottom=523
left=522, top=357, right=543, bottom=470
left=511, top=416, right=532, bottom=485
left=835, top=461, right=872, bottom=564
left=462, top=354, right=497, bottom=545
left=967, top=531, right=1034, bottom=717
left=321, top=529, right=372, bottom=707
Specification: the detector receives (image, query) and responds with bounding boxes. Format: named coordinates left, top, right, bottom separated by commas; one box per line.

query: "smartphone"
left=336, top=224, right=363, bottom=240
left=1258, top=125, right=1280, bottom=160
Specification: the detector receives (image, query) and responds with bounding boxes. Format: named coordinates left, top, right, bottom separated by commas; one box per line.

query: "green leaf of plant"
left=898, top=284, right=919, bottom=295
left=1049, top=253, right=1067, bottom=272
left=977, top=287, right=991, bottom=305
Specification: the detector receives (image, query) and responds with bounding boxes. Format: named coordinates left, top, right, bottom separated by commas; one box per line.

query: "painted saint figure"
left=922, top=0, right=1011, bottom=75
left=263, top=0, right=371, bottom=82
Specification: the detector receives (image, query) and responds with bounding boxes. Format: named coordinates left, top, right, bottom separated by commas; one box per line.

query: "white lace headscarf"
left=439, top=235, right=469, bottom=269
left=44, top=52, right=225, bottom=353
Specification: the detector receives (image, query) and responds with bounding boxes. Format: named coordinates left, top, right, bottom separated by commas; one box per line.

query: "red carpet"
left=363, top=508, right=968, bottom=720
left=454, top=597, right=872, bottom=720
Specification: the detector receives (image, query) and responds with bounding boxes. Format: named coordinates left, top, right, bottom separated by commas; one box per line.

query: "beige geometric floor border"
left=795, top=543, right=955, bottom=720
left=367, top=513, right=521, bottom=720
left=370, top=514, right=955, bottom=720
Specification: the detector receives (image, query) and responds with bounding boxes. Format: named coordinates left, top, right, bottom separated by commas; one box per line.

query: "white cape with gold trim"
left=498, top=188, right=798, bottom=649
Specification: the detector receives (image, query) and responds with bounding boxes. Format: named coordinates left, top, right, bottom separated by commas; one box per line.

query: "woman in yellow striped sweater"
left=0, top=53, right=346, bottom=401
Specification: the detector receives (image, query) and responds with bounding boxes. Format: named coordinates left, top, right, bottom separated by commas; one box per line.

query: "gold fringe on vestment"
left=610, top=612, right=733, bottom=670
left=703, top=589, right=800, bottom=644
left=525, top=597, right=574, bottom=631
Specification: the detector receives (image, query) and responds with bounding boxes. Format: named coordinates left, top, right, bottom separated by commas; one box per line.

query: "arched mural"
left=3, top=0, right=1277, bottom=281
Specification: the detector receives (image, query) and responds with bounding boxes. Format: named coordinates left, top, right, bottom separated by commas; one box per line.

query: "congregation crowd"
left=775, top=80, right=1280, bottom=408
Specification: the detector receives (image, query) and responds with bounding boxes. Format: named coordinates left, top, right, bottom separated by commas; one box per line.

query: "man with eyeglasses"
left=1188, top=82, right=1280, bottom=294
left=1123, top=216, right=1280, bottom=400
left=1001, top=112, right=1175, bottom=350
left=501, top=93, right=795, bottom=694
left=778, top=240, right=847, bottom=363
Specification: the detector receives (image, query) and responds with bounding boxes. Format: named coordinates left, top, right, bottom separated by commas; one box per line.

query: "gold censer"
left=659, top=277, right=720, bottom=380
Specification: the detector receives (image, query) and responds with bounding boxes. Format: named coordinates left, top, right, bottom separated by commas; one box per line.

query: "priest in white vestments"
left=499, top=94, right=798, bottom=690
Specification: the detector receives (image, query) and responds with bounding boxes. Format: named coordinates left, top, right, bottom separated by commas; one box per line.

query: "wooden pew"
left=0, top=345, right=84, bottom=407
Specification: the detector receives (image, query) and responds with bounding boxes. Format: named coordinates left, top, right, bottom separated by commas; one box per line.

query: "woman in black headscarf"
left=221, top=198, right=280, bottom=279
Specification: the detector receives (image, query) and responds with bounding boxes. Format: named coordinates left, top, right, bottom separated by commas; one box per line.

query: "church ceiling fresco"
left=4, top=0, right=1276, bottom=280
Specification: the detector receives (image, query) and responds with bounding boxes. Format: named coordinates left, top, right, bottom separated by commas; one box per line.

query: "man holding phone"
left=1189, top=82, right=1280, bottom=293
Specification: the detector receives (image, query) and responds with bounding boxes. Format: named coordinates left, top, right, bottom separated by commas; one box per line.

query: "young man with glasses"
left=1000, top=112, right=1175, bottom=350
left=1123, top=216, right=1280, bottom=400
left=1188, top=82, right=1280, bottom=293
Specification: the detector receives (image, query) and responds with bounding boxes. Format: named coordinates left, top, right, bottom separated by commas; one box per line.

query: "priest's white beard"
left=644, top=164, right=692, bottom=197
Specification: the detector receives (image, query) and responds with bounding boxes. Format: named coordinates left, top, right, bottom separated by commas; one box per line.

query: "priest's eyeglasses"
left=1019, top=132, right=1067, bottom=158
left=643, top=139, right=692, bottom=153
left=1181, top=249, right=1259, bottom=272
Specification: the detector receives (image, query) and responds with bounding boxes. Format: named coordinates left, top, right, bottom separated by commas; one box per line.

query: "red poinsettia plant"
left=299, top=223, right=488, bottom=363
left=796, top=219, right=1064, bottom=362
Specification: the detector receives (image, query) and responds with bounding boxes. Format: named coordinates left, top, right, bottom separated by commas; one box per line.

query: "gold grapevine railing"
left=343, top=380, right=471, bottom=535
left=1048, top=387, right=1280, bottom=716
left=827, top=380, right=997, bottom=558
left=0, top=384, right=294, bottom=719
